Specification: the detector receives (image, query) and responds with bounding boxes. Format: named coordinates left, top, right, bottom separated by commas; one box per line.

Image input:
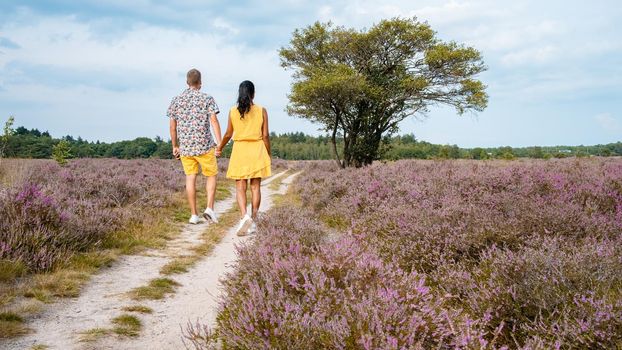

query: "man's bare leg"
left=186, top=174, right=198, bottom=215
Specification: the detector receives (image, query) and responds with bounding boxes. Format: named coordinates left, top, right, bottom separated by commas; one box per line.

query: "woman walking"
left=216, top=80, right=271, bottom=236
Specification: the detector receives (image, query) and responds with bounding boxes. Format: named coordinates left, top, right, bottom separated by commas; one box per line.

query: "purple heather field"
left=2, top=158, right=621, bottom=349
left=0, top=157, right=288, bottom=272
left=187, top=158, right=622, bottom=349
left=0, top=159, right=188, bottom=271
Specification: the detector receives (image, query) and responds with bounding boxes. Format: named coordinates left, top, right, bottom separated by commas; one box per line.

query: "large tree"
left=279, top=18, right=488, bottom=167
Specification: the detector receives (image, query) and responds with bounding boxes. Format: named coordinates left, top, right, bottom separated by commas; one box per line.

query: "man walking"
left=168, top=68, right=222, bottom=224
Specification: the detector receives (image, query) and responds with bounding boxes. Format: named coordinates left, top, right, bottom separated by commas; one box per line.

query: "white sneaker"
left=235, top=214, right=252, bottom=236
left=248, top=222, right=257, bottom=235
left=189, top=214, right=201, bottom=224
left=203, top=207, right=218, bottom=223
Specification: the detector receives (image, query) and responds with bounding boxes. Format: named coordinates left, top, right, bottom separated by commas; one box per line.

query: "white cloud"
left=413, top=1, right=490, bottom=23
left=0, top=14, right=316, bottom=140
left=594, top=113, right=621, bottom=132
left=467, top=20, right=565, bottom=53
left=1, top=15, right=288, bottom=86
left=213, top=17, right=240, bottom=35
left=318, top=5, right=333, bottom=21
left=500, top=45, right=559, bottom=66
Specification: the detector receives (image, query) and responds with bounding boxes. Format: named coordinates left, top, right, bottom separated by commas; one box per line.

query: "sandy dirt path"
left=3, top=170, right=297, bottom=350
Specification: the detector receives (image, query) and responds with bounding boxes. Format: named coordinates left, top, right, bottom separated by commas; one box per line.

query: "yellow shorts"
left=180, top=149, right=217, bottom=176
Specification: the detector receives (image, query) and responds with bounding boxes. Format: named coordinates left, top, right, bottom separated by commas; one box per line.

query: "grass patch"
left=101, top=205, right=182, bottom=254
left=216, top=183, right=233, bottom=201
left=10, top=298, right=45, bottom=315
left=25, top=270, right=90, bottom=300
left=0, top=260, right=27, bottom=282
left=268, top=170, right=290, bottom=191
left=160, top=256, right=198, bottom=275
left=122, top=305, right=153, bottom=314
left=0, top=311, right=29, bottom=338
left=78, top=327, right=110, bottom=342
left=111, top=314, right=142, bottom=337
left=130, top=278, right=180, bottom=300
left=272, top=182, right=303, bottom=208
left=0, top=311, right=23, bottom=322
left=67, top=250, right=117, bottom=272
left=0, top=285, right=15, bottom=308
left=21, top=289, right=51, bottom=304
left=30, top=345, right=49, bottom=350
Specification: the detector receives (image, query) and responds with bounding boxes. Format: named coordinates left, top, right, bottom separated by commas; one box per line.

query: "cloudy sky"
left=0, top=0, right=620, bottom=147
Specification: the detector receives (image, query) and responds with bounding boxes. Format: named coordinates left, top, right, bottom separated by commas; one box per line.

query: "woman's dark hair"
left=237, top=80, right=255, bottom=119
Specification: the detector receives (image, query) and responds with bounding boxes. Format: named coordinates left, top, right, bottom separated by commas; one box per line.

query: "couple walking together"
left=167, top=69, right=271, bottom=236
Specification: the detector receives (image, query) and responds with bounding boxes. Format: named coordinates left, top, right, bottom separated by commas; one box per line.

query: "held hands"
left=214, top=146, right=222, bottom=157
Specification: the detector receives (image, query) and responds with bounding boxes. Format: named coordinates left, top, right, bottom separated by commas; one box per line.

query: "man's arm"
left=169, top=118, right=179, bottom=158
left=210, top=113, right=222, bottom=147
left=262, top=107, right=271, bottom=157
left=207, top=97, right=222, bottom=155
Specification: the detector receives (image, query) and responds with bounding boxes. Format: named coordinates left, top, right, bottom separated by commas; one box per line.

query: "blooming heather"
left=190, top=158, right=622, bottom=349
left=0, top=158, right=229, bottom=271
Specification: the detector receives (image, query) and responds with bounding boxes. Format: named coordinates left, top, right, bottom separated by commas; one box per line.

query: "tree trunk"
left=343, top=131, right=352, bottom=167
left=330, top=120, right=344, bottom=169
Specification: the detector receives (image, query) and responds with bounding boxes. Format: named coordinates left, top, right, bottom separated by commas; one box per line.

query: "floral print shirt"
left=167, top=88, right=220, bottom=156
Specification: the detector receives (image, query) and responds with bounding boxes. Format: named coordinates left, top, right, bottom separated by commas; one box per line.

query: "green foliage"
left=470, top=147, right=489, bottom=160
left=500, top=151, right=515, bottom=160
left=52, top=140, right=72, bottom=165
left=437, top=145, right=461, bottom=159
left=4, top=127, right=175, bottom=159
left=528, top=146, right=544, bottom=159
left=1, top=116, right=15, bottom=159
left=554, top=152, right=569, bottom=158
left=280, top=18, right=488, bottom=167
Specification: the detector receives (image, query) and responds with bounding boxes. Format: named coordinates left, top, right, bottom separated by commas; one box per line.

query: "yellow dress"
left=226, top=104, right=272, bottom=179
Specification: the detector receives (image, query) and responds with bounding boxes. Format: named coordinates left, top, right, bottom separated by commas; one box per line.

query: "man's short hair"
left=187, top=69, right=201, bottom=86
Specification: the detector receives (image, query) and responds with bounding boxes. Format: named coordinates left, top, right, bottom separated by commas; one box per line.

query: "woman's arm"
left=262, top=107, right=271, bottom=157
left=217, top=111, right=234, bottom=154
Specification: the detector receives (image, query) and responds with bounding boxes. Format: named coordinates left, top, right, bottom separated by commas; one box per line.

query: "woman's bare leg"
left=250, top=177, right=261, bottom=220
left=236, top=179, right=248, bottom=217
left=205, top=175, right=216, bottom=210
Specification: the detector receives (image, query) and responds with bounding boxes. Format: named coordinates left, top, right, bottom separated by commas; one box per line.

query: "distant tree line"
left=2, top=126, right=621, bottom=160
left=2, top=126, right=174, bottom=159
left=384, top=136, right=622, bottom=160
